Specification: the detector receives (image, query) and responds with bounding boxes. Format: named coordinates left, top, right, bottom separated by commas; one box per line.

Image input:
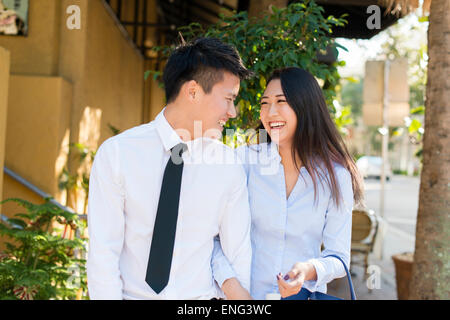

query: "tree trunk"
left=409, top=0, right=450, bottom=300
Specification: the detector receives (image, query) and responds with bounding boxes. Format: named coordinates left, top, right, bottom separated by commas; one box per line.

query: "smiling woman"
left=258, top=67, right=364, bottom=208
left=260, top=86, right=297, bottom=149
left=212, top=67, right=364, bottom=300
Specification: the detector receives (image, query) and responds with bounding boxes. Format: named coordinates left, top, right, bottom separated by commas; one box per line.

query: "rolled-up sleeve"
left=217, top=166, right=252, bottom=292
left=305, top=166, right=354, bottom=291
left=212, top=236, right=237, bottom=289
left=87, top=138, right=125, bottom=300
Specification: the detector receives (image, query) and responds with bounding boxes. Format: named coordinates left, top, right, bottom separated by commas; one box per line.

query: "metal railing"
left=3, top=166, right=87, bottom=221
left=2, top=166, right=88, bottom=263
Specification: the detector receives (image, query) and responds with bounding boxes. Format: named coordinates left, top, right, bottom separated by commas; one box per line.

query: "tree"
left=401, top=0, right=449, bottom=299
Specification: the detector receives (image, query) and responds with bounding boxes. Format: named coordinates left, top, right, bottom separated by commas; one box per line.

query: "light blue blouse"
left=212, top=142, right=354, bottom=300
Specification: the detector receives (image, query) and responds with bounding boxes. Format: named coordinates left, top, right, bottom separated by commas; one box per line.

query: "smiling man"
left=87, top=37, right=253, bottom=300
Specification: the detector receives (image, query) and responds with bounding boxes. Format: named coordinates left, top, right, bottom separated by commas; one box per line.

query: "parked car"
left=356, top=156, right=392, bottom=180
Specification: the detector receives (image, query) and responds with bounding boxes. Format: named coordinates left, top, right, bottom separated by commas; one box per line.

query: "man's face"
left=194, top=71, right=240, bottom=139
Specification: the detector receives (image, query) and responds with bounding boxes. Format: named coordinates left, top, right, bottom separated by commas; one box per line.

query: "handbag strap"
left=324, top=254, right=357, bottom=300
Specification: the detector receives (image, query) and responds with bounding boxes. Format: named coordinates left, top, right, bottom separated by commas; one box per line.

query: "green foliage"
left=148, top=0, right=348, bottom=139
left=333, top=104, right=354, bottom=134
left=340, top=78, right=363, bottom=118
left=376, top=13, right=427, bottom=160
left=408, top=119, right=422, bottom=134
left=410, top=105, right=425, bottom=115
left=58, top=142, right=96, bottom=215
left=0, top=198, right=87, bottom=300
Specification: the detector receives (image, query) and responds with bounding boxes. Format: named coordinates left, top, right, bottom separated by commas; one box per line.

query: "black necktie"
left=145, top=143, right=187, bottom=294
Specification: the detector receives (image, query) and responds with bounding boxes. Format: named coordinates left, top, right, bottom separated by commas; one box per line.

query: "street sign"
left=363, top=59, right=409, bottom=127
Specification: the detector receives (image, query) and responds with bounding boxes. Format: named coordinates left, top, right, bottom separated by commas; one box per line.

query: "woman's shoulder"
left=315, top=160, right=350, bottom=178
left=332, top=163, right=352, bottom=182
left=313, top=161, right=352, bottom=193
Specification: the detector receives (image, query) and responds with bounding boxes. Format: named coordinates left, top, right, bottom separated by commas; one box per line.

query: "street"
left=365, top=175, right=419, bottom=259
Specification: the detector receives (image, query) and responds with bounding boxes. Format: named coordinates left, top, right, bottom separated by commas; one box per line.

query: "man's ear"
left=184, top=80, right=199, bottom=103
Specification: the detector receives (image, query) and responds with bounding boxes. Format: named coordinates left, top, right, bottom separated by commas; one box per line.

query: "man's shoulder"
left=199, top=138, right=235, bottom=158
left=203, top=138, right=235, bottom=152
left=101, top=121, right=158, bottom=148
left=200, top=139, right=246, bottom=174
left=116, top=121, right=157, bottom=140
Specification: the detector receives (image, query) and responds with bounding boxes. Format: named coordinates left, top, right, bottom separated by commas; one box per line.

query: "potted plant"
left=392, top=252, right=414, bottom=300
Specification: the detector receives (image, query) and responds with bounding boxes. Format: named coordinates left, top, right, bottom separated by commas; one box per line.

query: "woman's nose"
left=268, top=103, right=278, bottom=116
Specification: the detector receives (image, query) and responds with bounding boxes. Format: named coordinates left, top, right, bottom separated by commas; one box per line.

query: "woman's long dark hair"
left=256, top=67, right=364, bottom=208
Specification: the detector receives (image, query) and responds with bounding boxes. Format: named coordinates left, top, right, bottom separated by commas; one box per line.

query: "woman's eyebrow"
left=261, top=94, right=285, bottom=99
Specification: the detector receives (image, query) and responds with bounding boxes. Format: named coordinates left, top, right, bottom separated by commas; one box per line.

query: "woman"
left=212, top=67, right=364, bottom=300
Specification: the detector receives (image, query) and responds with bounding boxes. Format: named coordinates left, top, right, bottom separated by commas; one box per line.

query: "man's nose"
left=227, top=104, right=237, bottom=119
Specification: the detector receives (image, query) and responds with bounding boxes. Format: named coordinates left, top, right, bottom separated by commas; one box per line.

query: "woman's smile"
left=268, top=121, right=287, bottom=130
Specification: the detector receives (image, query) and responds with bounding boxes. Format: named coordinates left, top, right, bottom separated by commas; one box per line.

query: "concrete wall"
left=0, top=0, right=161, bottom=217
left=59, top=0, right=147, bottom=211
left=58, top=0, right=146, bottom=150
left=0, top=47, right=10, bottom=214
left=2, top=75, right=73, bottom=206
left=0, top=0, right=62, bottom=76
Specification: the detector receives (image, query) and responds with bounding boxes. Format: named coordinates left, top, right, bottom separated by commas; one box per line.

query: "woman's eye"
left=261, top=102, right=267, bottom=105
left=277, top=100, right=286, bottom=103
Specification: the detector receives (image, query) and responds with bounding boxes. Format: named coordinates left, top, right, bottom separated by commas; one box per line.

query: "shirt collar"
left=269, top=142, right=282, bottom=162
left=154, top=108, right=190, bottom=154
left=252, top=142, right=282, bottom=163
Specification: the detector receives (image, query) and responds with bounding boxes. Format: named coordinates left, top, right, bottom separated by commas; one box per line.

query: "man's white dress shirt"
left=87, top=108, right=252, bottom=300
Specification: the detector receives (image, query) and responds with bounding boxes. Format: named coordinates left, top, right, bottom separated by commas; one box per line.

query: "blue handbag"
left=282, top=254, right=357, bottom=300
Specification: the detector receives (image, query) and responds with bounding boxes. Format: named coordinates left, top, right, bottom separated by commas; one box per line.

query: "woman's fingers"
left=277, top=273, right=303, bottom=297
left=285, top=270, right=297, bottom=280
left=277, top=279, right=291, bottom=297
left=281, top=277, right=303, bottom=290
left=276, top=274, right=291, bottom=297
left=276, top=263, right=310, bottom=298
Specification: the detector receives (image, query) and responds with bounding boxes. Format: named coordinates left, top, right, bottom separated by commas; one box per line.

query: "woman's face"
left=260, top=79, right=297, bottom=147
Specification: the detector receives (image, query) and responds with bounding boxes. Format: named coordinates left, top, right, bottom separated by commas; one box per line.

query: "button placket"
left=274, top=165, right=288, bottom=289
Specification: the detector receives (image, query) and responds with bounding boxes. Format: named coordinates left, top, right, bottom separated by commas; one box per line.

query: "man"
left=87, top=38, right=253, bottom=300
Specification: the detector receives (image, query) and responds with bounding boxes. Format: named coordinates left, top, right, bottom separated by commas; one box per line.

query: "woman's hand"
left=276, top=262, right=317, bottom=298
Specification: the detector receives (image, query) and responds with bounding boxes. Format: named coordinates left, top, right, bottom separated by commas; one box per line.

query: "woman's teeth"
left=269, top=122, right=286, bottom=129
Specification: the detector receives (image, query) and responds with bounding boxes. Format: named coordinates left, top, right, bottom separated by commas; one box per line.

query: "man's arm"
left=212, top=236, right=252, bottom=299
left=86, top=139, right=125, bottom=300
left=217, top=167, right=252, bottom=298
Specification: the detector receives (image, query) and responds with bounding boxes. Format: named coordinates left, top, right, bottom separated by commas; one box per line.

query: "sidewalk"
left=329, top=175, right=420, bottom=300
left=327, top=255, right=398, bottom=300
